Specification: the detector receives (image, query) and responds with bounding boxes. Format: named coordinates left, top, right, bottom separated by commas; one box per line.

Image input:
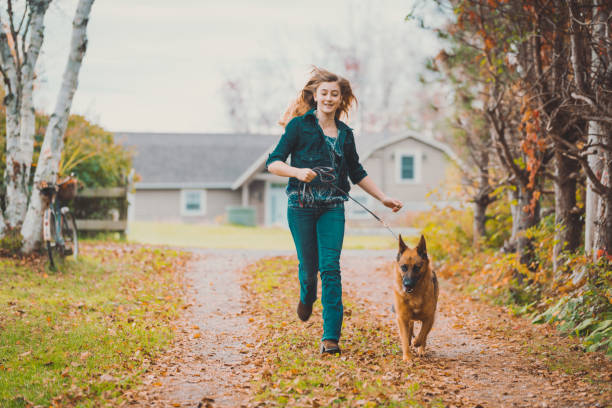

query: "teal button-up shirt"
left=265, top=109, right=368, bottom=207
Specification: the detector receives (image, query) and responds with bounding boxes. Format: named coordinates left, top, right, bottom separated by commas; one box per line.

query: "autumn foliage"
left=415, top=0, right=612, bottom=356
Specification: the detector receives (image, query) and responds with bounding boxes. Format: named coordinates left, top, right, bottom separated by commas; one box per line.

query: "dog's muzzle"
left=403, top=278, right=415, bottom=293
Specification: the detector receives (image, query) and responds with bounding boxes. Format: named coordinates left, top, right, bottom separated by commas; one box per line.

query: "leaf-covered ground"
left=240, top=254, right=611, bottom=407
left=7, top=246, right=608, bottom=407
left=0, top=243, right=190, bottom=407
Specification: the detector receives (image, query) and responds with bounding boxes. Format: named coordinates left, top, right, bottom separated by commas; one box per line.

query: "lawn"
left=0, top=244, right=190, bottom=407
left=128, top=222, right=400, bottom=250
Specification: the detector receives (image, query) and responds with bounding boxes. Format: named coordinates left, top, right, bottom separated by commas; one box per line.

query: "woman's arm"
left=268, top=161, right=317, bottom=183
left=357, top=175, right=403, bottom=213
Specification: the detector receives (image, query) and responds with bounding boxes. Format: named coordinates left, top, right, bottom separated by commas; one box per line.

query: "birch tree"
left=0, top=0, right=95, bottom=252
left=580, top=0, right=612, bottom=260
left=0, top=0, right=51, bottom=231
left=20, top=0, right=95, bottom=252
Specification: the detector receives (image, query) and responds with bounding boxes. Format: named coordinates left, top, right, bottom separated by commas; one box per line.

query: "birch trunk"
left=21, top=0, right=95, bottom=253
left=0, top=1, right=50, bottom=231
left=584, top=122, right=603, bottom=255
left=16, top=1, right=50, bottom=222
left=593, top=151, right=612, bottom=258
left=586, top=0, right=611, bottom=260
left=0, top=25, right=22, bottom=230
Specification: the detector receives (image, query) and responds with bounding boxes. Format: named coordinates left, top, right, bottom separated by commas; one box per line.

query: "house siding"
left=129, top=135, right=457, bottom=227
left=134, top=190, right=182, bottom=221
left=207, top=189, right=242, bottom=222
left=134, top=188, right=241, bottom=223
left=348, top=138, right=454, bottom=227
left=364, top=139, right=450, bottom=203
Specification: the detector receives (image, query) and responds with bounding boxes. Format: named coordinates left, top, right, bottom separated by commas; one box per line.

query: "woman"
left=266, top=66, right=402, bottom=355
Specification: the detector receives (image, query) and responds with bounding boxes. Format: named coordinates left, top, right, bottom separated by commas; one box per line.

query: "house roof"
left=231, top=131, right=463, bottom=189
left=115, top=132, right=278, bottom=189
left=361, top=131, right=465, bottom=168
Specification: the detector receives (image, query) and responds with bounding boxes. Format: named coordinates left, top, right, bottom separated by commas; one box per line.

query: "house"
left=116, top=131, right=460, bottom=227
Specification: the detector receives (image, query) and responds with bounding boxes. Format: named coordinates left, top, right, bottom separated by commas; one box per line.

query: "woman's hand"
left=295, top=168, right=317, bottom=183
left=382, top=196, right=403, bottom=212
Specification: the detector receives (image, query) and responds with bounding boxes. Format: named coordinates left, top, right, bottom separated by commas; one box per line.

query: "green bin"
left=227, top=206, right=256, bottom=226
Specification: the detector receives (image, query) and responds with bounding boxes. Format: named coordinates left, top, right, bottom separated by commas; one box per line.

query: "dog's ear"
left=417, top=234, right=428, bottom=260
left=397, top=234, right=407, bottom=261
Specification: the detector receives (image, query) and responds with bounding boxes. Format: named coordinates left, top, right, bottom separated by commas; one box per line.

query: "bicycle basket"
left=57, top=179, right=78, bottom=201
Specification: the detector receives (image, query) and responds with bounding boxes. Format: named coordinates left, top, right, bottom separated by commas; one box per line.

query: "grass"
left=0, top=244, right=190, bottom=407
left=128, top=221, right=398, bottom=250
left=244, top=257, right=446, bottom=407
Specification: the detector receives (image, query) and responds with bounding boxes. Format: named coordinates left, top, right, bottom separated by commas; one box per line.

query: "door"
left=267, top=182, right=288, bottom=227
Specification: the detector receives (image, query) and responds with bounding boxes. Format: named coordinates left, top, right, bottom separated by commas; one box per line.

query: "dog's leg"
left=413, top=317, right=434, bottom=356
left=397, top=317, right=412, bottom=361
left=408, top=320, right=414, bottom=347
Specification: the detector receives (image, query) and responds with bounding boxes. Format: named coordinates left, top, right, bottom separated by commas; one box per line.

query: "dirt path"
left=131, top=249, right=610, bottom=407
left=129, top=249, right=290, bottom=407
left=341, top=250, right=611, bottom=408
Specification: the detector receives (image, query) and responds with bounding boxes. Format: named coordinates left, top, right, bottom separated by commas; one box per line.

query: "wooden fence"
left=75, top=186, right=129, bottom=232
left=73, top=170, right=133, bottom=233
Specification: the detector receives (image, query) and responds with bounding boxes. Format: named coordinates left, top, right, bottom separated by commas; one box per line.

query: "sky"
left=35, top=0, right=443, bottom=133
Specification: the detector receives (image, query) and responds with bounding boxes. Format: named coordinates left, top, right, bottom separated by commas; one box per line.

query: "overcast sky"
left=35, top=0, right=442, bottom=133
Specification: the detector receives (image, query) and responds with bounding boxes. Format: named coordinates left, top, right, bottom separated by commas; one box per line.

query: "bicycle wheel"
left=44, top=209, right=58, bottom=270
left=61, top=211, right=79, bottom=260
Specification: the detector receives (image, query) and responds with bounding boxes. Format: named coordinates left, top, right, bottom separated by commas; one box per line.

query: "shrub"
left=0, top=227, right=24, bottom=255
left=412, top=203, right=473, bottom=262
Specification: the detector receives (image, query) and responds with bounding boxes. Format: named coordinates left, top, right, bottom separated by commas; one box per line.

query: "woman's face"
left=314, top=81, right=341, bottom=115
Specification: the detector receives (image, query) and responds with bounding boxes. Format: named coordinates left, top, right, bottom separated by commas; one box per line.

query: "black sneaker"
left=297, top=301, right=312, bottom=322
left=320, top=340, right=341, bottom=355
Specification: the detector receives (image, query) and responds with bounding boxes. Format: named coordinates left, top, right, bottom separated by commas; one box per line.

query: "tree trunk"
left=584, top=122, right=603, bottom=256
left=505, top=188, right=520, bottom=252
left=516, top=184, right=540, bottom=270
left=16, top=1, right=50, bottom=222
left=553, top=149, right=581, bottom=273
left=473, top=199, right=487, bottom=246
left=593, top=133, right=612, bottom=259
left=473, top=151, right=491, bottom=247
left=0, top=1, right=50, bottom=231
left=587, top=0, right=612, bottom=260
left=21, top=0, right=95, bottom=253
left=0, top=27, right=22, bottom=229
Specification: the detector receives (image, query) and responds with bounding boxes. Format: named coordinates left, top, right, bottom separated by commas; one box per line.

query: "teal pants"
left=287, top=205, right=345, bottom=342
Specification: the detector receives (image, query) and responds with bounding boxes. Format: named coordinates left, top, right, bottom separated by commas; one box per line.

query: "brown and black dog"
left=393, top=234, right=439, bottom=360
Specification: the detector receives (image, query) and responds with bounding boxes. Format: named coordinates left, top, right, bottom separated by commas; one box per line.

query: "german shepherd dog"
left=393, top=234, right=439, bottom=360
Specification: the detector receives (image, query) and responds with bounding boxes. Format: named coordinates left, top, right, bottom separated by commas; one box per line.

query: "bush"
left=30, top=114, right=133, bottom=188
left=0, top=111, right=132, bottom=212
left=412, top=203, right=473, bottom=262
left=532, top=258, right=612, bottom=356
left=33, top=115, right=132, bottom=222
left=0, top=227, right=23, bottom=255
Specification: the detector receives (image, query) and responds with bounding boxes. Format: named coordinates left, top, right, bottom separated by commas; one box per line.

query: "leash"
left=299, top=166, right=399, bottom=240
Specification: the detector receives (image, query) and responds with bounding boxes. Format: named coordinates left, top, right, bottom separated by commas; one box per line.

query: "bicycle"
left=40, top=175, right=79, bottom=270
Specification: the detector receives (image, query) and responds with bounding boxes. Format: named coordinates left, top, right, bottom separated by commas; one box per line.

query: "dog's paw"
left=402, top=353, right=412, bottom=361
left=415, top=346, right=426, bottom=357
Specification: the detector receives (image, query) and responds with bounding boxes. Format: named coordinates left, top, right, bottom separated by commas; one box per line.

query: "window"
left=181, top=189, right=206, bottom=216
left=401, top=156, right=415, bottom=180
left=395, top=150, right=421, bottom=183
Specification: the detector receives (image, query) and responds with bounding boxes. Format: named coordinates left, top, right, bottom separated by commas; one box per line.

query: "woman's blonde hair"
left=279, top=66, right=357, bottom=127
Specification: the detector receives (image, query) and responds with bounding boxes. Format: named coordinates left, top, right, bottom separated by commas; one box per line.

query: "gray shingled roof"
left=114, top=132, right=278, bottom=187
